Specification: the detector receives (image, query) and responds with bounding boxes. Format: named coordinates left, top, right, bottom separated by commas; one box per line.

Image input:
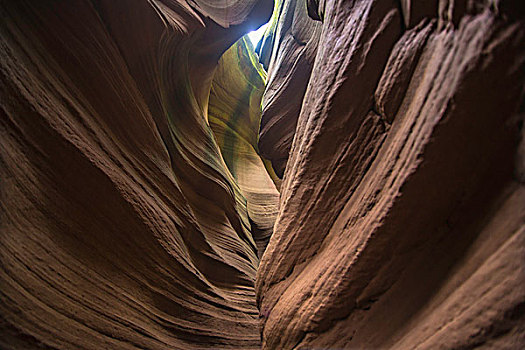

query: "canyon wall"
left=1, top=0, right=273, bottom=348
left=257, top=0, right=525, bottom=348
left=1, top=0, right=524, bottom=349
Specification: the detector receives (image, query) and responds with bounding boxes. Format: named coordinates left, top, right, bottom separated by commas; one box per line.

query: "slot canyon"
left=1, top=0, right=524, bottom=349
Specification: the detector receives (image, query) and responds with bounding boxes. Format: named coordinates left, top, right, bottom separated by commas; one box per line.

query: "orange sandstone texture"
left=1, top=0, right=525, bottom=349
left=257, top=0, right=525, bottom=349
left=1, top=0, right=272, bottom=348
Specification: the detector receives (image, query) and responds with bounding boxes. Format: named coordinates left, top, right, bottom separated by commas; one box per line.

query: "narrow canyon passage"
left=1, top=1, right=525, bottom=349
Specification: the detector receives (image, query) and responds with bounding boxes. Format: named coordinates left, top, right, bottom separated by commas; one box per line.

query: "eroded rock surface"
left=1, top=0, right=525, bottom=349
left=208, top=38, right=280, bottom=257
left=257, top=0, right=525, bottom=349
left=1, top=0, right=272, bottom=348
left=257, top=0, right=322, bottom=177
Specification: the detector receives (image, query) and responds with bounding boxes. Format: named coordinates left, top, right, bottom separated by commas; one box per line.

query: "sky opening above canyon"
left=247, top=22, right=269, bottom=47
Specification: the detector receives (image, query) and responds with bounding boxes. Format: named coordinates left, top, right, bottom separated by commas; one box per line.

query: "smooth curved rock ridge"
left=208, top=37, right=280, bottom=257
left=257, top=0, right=525, bottom=348
left=0, top=0, right=273, bottom=348
left=256, top=0, right=322, bottom=177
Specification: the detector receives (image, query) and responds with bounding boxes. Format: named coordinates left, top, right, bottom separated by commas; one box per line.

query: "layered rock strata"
left=1, top=0, right=525, bottom=349
left=257, top=0, right=525, bottom=348
left=208, top=38, right=280, bottom=257
left=257, top=0, right=322, bottom=177
left=1, top=0, right=272, bottom=348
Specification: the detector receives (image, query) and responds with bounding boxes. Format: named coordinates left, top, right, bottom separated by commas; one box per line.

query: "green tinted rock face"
left=208, top=37, right=279, bottom=258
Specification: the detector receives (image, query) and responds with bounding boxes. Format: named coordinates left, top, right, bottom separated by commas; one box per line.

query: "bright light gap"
left=247, top=23, right=269, bottom=48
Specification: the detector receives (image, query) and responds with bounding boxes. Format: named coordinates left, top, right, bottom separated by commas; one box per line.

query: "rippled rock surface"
left=257, top=0, right=525, bottom=348
left=1, top=0, right=272, bottom=348
left=2, top=0, right=525, bottom=349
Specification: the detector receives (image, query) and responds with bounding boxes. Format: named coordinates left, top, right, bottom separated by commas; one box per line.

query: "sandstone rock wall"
left=1, top=0, right=524, bottom=349
left=1, top=0, right=272, bottom=348
left=257, top=0, right=525, bottom=348
left=208, top=37, right=280, bottom=258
